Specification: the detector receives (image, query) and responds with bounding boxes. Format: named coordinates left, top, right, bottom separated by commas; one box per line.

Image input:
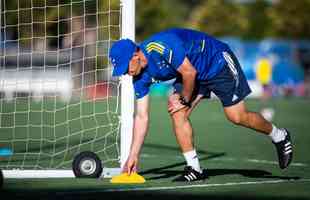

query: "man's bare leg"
left=224, top=100, right=273, bottom=134
left=170, top=105, right=194, bottom=152
left=169, top=94, right=204, bottom=152
left=223, top=100, right=293, bottom=169
left=168, top=94, right=204, bottom=173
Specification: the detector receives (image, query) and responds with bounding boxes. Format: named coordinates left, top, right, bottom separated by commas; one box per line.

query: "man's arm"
left=177, top=57, right=197, bottom=102
left=168, top=57, right=197, bottom=114
left=124, top=94, right=150, bottom=174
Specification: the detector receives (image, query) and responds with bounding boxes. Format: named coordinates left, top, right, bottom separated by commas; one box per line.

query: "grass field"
left=1, top=97, right=310, bottom=200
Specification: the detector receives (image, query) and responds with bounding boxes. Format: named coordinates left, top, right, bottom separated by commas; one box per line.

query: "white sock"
left=183, top=150, right=202, bottom=173
left=269, top=124, right=286, bottom=143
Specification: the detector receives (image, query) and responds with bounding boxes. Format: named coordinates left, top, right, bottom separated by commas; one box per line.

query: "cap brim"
left=112, top=61, right=129, bottom=76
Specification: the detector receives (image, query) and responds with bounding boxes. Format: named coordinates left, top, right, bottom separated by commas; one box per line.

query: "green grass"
left=1, top=97, right=310, bottom=200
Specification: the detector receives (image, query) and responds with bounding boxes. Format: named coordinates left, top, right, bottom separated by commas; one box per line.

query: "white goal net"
left=0, top=0, right=134, bottom=178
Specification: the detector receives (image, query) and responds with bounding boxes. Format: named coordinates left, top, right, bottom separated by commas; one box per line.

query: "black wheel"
left=0, top=169, right=3, bottom=189
left=72, top=151, right=103, bottom=178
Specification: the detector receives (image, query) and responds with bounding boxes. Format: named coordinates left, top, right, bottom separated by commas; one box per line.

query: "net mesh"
left=0, top=0, right=121, bottom=169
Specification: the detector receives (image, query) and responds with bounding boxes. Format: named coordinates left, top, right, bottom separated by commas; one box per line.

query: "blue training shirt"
left=134, top=28, right=230, bottom=99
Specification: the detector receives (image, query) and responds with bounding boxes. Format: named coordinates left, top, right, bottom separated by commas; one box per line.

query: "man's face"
left=128, top=50, right=147, bottom=76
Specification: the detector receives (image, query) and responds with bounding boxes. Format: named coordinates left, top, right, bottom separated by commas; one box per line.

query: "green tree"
left=268, top=0, right=310, bottom=39
left=187, top=0, right=248, bottom=37
left=136, top=0, right=187, bottom=41
left=244, top=0, right=271, bottom=40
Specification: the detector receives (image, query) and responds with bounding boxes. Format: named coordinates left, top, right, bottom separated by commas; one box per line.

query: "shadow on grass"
left=142, top=154, right=300, bottom=180
left=140, top=152, right=225, bottom=175
left=145, top=168, right=300, bottom=181
left=142, top=143, right=300, bottom=181
left=1, top=143, right=303, bottom=200
left=141, top=142, right=226, bottom=177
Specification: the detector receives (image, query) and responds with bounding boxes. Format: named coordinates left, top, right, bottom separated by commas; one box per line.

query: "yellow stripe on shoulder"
left=146, top=42, right=165, bottom=49
left=146, top=42, right=165, bottom=54
left=146, top=45, right=164, bottom=54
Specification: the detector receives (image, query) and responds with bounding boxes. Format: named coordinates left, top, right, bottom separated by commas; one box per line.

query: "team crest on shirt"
left=156, top=60, right=170, bottom=69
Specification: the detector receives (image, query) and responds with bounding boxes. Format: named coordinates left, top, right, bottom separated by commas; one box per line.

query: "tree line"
left=1, top=0, right=309, bottom=42
left=136, top=0, right=310, bottom=41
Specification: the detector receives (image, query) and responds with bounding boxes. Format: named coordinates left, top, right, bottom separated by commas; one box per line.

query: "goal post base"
left=2, top=168, right=121, bottom=179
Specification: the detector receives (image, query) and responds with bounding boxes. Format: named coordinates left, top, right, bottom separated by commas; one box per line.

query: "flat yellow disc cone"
left=110, top=172, right=146, bottom=184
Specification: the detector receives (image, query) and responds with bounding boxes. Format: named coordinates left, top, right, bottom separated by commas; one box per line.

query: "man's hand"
left=122, top=154, right=139, bottom=175
left=168, top=93, right=189, bottom=114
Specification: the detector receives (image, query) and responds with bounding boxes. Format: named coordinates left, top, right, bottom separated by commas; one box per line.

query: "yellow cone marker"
left=110, top=172, right=146, bottom=184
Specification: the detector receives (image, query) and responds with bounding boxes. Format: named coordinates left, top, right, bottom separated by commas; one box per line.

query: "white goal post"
left=119, top=0, right=135, bottom=170
left=0, top=0, right=134, bottom=178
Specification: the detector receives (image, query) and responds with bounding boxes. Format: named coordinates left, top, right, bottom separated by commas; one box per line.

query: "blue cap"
left=109, top=39, right=137, bottom=76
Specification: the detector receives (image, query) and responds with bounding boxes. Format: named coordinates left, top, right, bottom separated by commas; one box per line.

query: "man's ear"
left=136, top=49, right=146, bottom=60
left=132, top=52, right=140, bottom=60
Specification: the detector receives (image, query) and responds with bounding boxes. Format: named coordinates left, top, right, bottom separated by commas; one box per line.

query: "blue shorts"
left=173, top=51, right=251, bottom=107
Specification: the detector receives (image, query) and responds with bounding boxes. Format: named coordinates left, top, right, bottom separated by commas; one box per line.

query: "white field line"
left=212, top=157, right=308, bottom=167
left=247, top=159, right=307, bottom=167
left=105, top=179, right=310, bottom=192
